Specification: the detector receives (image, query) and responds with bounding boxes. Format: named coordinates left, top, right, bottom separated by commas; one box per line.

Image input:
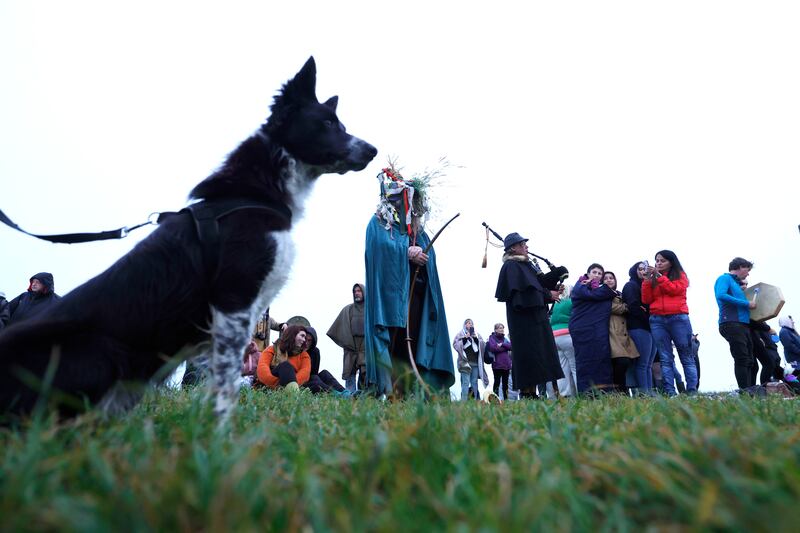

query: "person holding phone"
left=453, top=318, right=488, bottom=400
left=622, top=261, right=658, bottom=395
left=643, top=250, right=697, bottom=395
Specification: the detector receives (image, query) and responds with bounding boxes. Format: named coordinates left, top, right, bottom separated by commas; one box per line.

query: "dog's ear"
left=323, top=96, right=338, bottom=112
left=280, top=56, right=318, bottom=104
left=322, top=95, right=338, bottom=111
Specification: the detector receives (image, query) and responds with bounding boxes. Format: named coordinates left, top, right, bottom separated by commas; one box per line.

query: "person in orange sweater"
left=257, top=325, right=312, bottom=391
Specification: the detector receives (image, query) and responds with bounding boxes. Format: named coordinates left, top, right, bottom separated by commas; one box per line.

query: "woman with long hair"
left=569, top=263, right=616, bottom=394
left=603, top=272, right=639, bottom=394
left=642, top=250, right=697, bottom=395
left=257, top=325, right=312, bottom=391
left=622, top=261, right=658, bottom=395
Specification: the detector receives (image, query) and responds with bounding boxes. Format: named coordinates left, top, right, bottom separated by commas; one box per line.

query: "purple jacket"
left=486, top=332, right=512, bottom=371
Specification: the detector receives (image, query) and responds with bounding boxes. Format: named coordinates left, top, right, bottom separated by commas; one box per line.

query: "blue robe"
left=364, top=216, right=455, bottom=394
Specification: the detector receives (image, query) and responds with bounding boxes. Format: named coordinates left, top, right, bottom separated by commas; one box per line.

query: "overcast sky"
left=1, top=1, right=798, bottom=394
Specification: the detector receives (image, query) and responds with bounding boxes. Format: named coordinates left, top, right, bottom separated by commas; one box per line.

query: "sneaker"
left=284, top=381, right=300, bottom=393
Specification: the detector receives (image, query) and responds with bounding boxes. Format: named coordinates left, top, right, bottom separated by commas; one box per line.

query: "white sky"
left=1, top=1, right=798, bottom=394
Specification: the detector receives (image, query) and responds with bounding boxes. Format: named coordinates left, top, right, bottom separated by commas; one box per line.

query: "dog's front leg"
left=209, top=308, right=250, bottom=424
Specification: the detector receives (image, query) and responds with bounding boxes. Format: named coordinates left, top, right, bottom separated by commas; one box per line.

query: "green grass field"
left=2, top=389, right=799, bottom=532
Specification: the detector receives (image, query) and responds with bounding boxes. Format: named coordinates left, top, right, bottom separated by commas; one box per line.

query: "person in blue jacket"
left=364, top=166, right=455, bottom=398
left=714, top=257, right=757, bottom=389
left=569, top=263, right=616, bottom=395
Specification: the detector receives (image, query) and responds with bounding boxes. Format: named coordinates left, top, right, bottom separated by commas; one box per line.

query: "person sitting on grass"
left=303, top=327, right=350, bottom=395
left=257, top=325, right=311, bottom=392
left=238, top=340, right=261, bottom=388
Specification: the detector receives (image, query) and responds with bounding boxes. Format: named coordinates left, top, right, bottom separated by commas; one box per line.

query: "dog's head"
left=264, top=57, right=377, bottom=174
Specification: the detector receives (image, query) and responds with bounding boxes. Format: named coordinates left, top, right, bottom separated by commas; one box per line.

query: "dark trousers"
left=492, top=369, right=510, bottom=400
left=304, top=370, right=346, bottom=394
left=272, top=361, right=297, bottom=386
left=719, top=322, right=754, bottom=389
left=751, top=336, right=774, bottom=385
left=611, top=358, right=633, bottom=394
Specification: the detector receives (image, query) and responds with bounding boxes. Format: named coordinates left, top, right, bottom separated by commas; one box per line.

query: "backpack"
left=484, top=349, right=495, bottom=365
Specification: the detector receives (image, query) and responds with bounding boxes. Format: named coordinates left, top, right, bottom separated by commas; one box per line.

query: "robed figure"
left=364, top=165, right=455, bottom=397
left=495, top=233, right=563, bottom=396
left=326, top=283, right=366, bottom=391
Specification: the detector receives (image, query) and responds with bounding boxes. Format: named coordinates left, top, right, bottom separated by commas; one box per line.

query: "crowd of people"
left=455, top=247, right=798, bottom=400
left=1, top=172, right=797, bottom=402
left=2, top=248, right=798, bottom=402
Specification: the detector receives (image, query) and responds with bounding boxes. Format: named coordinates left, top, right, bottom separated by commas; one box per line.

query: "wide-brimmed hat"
left=503, top=232, right=528, bottom=251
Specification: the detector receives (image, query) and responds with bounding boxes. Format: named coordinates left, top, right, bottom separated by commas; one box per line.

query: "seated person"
left=257, top=325, right=311, bottom=391
left=304, top=327, right=348, bottom=394
left=238, top=340, right=261, bottom=388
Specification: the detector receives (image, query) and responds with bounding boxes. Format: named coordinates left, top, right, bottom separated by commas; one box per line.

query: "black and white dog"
left=0, top=57, right=377, bottom=420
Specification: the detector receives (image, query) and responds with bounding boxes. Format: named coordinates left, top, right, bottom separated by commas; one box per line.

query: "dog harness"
left=185, top=198, right=293, bottom=281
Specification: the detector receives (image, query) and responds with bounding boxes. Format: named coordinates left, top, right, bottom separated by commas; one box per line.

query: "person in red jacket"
left=642, top=249, right=697, bottom=396
left=257, top=325, right=312, bottom=391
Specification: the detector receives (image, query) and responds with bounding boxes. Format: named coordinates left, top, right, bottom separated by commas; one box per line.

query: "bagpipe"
left=481, top=222, right=569, bottom=291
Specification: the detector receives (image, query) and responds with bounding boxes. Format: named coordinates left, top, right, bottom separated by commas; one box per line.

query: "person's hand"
left=550, top=290, right=561, bottom=300
left=749, top=301, right=757, bottom=309
left=645, top=266, right=656, bottom=278
left=280, top=323, right=288, bottom=332
left=408, top=246, right=428, bottom=266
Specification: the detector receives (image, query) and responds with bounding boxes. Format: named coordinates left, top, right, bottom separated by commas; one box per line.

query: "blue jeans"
left=460, top=365, right=480, bottom=400
left=650, top=314, right=697, bottom=395
left=629, top=328, right=657, bottom=394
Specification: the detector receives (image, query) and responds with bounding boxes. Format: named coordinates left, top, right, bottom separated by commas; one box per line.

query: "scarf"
left=460, top=325, right=479, bottom=353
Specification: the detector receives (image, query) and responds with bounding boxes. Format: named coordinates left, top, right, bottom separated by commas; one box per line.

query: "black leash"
left=0, top=207, right=170, bottom=244
left=0, top=198, right=292, bottom=246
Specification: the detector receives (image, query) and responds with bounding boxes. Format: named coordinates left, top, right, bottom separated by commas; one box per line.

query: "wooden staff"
left=405, top=213, right=460, bottom=396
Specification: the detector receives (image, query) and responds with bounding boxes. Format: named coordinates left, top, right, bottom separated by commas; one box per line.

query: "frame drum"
left=744, top=282, right=785, bottom=322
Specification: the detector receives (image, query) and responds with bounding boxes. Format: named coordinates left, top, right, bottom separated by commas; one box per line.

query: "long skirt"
left=571, top=327, right=613, bottom=394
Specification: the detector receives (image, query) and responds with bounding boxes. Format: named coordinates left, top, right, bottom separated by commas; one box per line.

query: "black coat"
left=0, top=297, right=10, bottom=332
left=495, top=258, right=563, bottom=389
left=7, top=272, right=61, bottom=326
left=621, top=263, right=651, bottom=332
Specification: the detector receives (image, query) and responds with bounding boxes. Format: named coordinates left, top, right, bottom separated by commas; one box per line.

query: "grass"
left=1, top=389, right=799, bottom=532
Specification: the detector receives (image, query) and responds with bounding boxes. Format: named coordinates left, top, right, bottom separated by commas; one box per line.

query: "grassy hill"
left=2, top=389, right=798, bottom=531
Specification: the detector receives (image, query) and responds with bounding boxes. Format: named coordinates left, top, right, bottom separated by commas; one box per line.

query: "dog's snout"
left=346, top=137, right=377, bottom=170
left=361, top=141, right=378, bottom=160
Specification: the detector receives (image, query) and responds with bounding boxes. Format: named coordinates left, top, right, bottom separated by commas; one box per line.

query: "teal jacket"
left=550, top=299, right=572, bottom=331
left=714, top=273, right=750, bottom=324
left=364, top=216, right=455, bottom=394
